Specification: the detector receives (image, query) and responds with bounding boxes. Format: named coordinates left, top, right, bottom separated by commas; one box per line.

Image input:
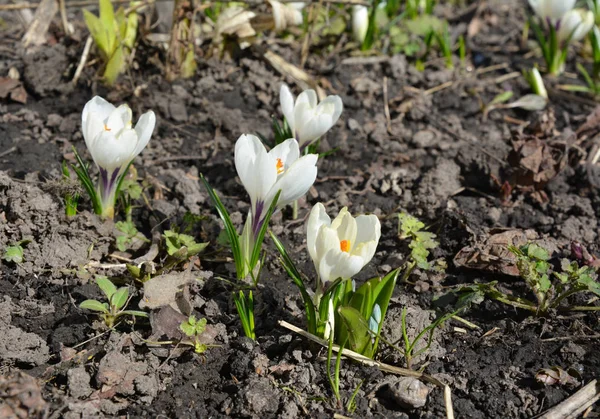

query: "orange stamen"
left=104, top=124, right=111, bottom=131
left=276, top=158, right=284, bottom=174
left=340, top=240, right=350, bottom=252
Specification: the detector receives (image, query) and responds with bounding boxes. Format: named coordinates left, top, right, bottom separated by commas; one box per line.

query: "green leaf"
left=119, top=310, right=149, bottom=318
left=111, top=287, right=129, bottom=310
left=96, top=276, right=117, bottom=299
left=527, top=243, right=549, bottom=261
left=490, top=91, right=514, bottom=106
left=180, top=317, right=197, bottom=337
left=3, top=245, right=24, bottom=263
left=200, top=175, right=243, bottom=277
left=338, top=306, right=373, bottom=357
left=80, top=299, right=110, bottom=313
left=271, top=232, right=316, bottom=334
left=103, top=46, right=124, bottom=86
left=83, top=9, right=109, bottom=55
left=538, top=275, right=552, bottom=293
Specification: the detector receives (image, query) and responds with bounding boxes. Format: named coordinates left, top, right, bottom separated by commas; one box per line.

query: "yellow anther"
left=276, top=158, right=284, bottom=174
left=340, top=240, right=350, bottom=252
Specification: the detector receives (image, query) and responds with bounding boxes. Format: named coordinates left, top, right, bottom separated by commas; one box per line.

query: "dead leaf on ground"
left=454, top=229, right=558, bottom=276
left=0, top=78, right=27, bottom=104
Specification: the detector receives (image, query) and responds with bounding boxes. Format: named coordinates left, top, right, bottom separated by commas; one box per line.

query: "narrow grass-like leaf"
left=338, top=306, right=373, bottom=356
left=200, top=174, right=243, bottom=277
left=271, top=232, right=316, bottom=334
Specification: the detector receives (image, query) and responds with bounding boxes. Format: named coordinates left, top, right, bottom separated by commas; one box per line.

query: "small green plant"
left=118, top=170, right=144, bottom=221
left=405, top=0, right=436, bottom=19
left=2, top=240, right=30, bottom=264
left=83, top=0, right=138, bottom=85
left=394, top=307, right=455, bottom=369
left=451, top=243, right=600, bottom=315
left=398, top=213, right=440, bottom=271
left=232, top=290, right=255, bottom=339
left=163, top=230, right=209, bottom=261
left=115, top=220, right=148, bottom=252
left=79, top=276, right=148, bottom=328
left=559, top=63, right=600, bottom=97
left=179, top=315, right=210, bottom=354
left=62, top=161, right=79, bottom=217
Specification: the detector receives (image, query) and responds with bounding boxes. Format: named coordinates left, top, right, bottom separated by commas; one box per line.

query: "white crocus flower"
left=269, top=0, right=305, bottom=31
left=234, top=134, right=318, bottom=234
left=528, top=0, right=576, bottom=23
left=280, top=85, right=343, bottom=150
left=81, top=96, right=155, bottom=218
left=557, top=9, right=594, bottom=43
left=352, top=6, right=369, bottom=44
left=307, top=203, right=381, bottom=293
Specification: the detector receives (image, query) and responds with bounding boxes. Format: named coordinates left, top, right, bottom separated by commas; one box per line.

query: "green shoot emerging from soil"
left=83, top=0, right=137, bottom=85
left=62, top=161, right=80, bottom=216
left=79, top=276, right=148, bottom=328
left=3, top=239, right=30, bottom=264
left=233, top=290, right=255, bottom=340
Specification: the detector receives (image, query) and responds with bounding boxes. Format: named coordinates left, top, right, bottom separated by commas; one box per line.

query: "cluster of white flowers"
left=80, top=82, right=379, bottom=292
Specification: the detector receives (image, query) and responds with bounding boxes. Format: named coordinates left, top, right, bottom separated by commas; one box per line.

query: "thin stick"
left=59, top=0, right=72, bottom=36
left=72, top=35, right=93, bottom=85
left=535, top=380, right=599, bottom=419
left=383, top=76, right=392, bottom=134
left=0, top=146, right=17, bottom=159
left=444, top=384, right=455, bottom=419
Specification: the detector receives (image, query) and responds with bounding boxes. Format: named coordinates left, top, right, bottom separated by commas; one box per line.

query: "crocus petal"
left=351, top=241, right=378, bottom=269
left=315, top=227, right=341, bottom=272
left=90, top=129, right=138, bottom=173
left=319, top=248, right=365, bottom=284
left=83, top=111, right=106, bottom=151
left=307, top=202, right=331, bottom=265
left=235, top=134, right=278, bottom=210
left=543, top=0, right=576, bottom=20
left=330, top=208, right=357, bottom=248
left=82, top=96, right=115, bottom=126
left=280, top=85, right=296, bottom=134
left=269, top=138, right=300, bottom=171
left=354, top=214, right=381, bottom=247
left=558, top=9, right=594, bottom=42
left=133, top=111, right=156, bottom=156
left=105, top=104, right=132, bottom=133
left=266, top=153, right=317, bottom=208
left=296, top=89, right=318, bottom=108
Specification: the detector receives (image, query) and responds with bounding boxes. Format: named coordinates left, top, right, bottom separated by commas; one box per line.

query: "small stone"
left=412, top=130, right=437, bottom=148
left=67, top=367, right=92, bottom=399
left=46, top=113, right=62, bottom=128
left=278, top=334, right=292, bottom=345
left=385, top=377, right=429, bottom=409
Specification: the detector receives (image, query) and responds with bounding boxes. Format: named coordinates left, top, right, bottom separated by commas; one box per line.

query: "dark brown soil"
left=1, top=0, right=599, bottom=418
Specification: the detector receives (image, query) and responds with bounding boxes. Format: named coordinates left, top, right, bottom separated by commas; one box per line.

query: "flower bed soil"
left=1, top=0, right=599, bottom=417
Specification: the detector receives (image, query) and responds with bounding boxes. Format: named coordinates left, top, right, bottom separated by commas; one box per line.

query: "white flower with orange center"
left=234, top=134, right=318, bottom=235
left=307, top=203, right=381, bottom=292
left=81, top=96, right=155, bottom=218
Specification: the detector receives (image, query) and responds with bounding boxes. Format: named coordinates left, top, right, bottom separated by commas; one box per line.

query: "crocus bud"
left=557, top=8, right=594, bottom=43
left=352, top=6, right=369, bottom=44
left=81, top=96, right=155, bottom=218
left=280, top=84, right=343, bottom=149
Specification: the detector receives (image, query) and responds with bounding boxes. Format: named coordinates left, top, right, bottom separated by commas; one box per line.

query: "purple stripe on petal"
left=252, top=200, right=265, bottom=237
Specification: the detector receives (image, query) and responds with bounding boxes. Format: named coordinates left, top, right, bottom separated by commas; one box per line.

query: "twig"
left=72, top=35, right=93, bottom=85
left=263, top=50, right=327, bottom=99
left=383, top=76, right=392, bottom=134
left=59, top=0, right=72, bottom=36
left=535, top=380, right=600, bottom=419
left=541, top=334, right=600, bottom=342
left=444, top=384, right=455, bottom=419
left=21, top=0, right=58, bottom=47
left=0, top=146, right=17, bottom=159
